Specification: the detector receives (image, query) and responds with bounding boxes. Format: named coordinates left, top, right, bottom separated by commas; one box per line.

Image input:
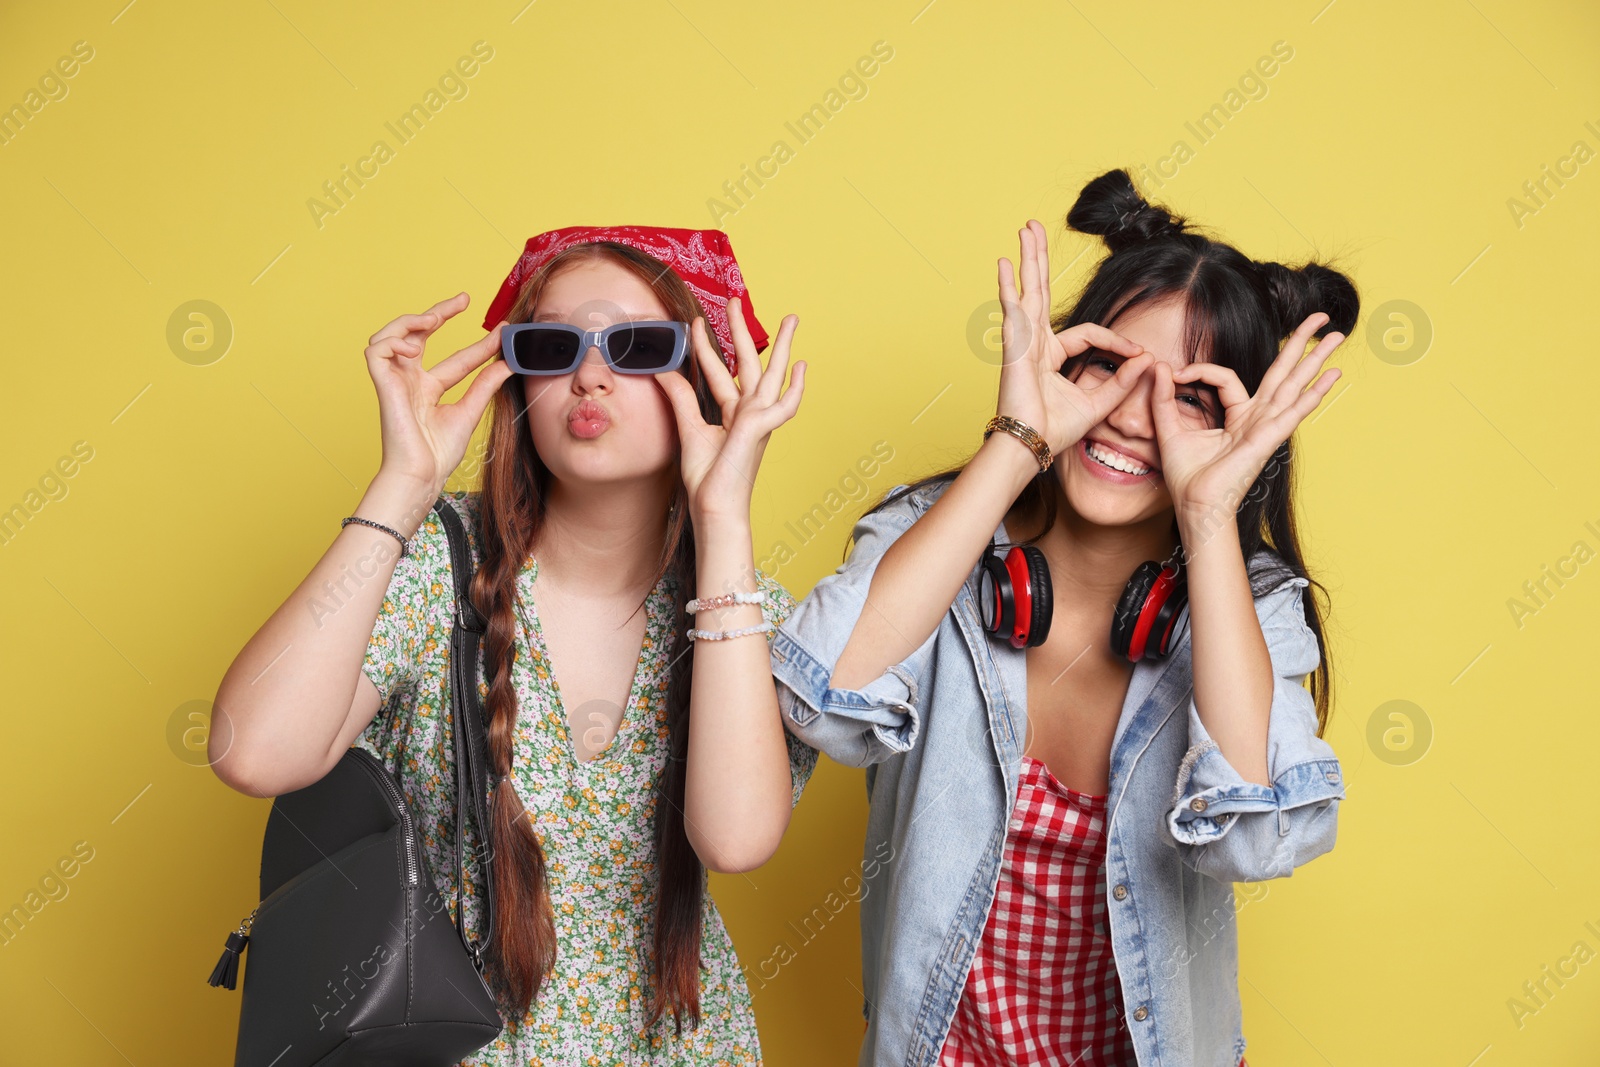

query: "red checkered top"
left=938, top=754, right=1138, bottom=1065
left=938, top=756, right=1251, bottom=1067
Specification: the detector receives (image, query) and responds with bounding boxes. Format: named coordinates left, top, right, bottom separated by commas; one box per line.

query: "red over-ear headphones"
left=978, top=541, right=1188, bottom=661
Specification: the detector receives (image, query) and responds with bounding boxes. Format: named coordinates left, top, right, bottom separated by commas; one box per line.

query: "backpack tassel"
left=208, top=908, right=257, bottom=990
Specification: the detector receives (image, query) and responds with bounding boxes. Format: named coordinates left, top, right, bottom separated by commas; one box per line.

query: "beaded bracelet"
left=687, top=622, right=775, bottom=641
left=686, top=590, right=766, bottom=613
left=341, top=515, right=412, bottom=558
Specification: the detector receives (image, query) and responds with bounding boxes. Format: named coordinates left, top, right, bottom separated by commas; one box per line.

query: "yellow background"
left=2, top=0, right=1596, bottom=1062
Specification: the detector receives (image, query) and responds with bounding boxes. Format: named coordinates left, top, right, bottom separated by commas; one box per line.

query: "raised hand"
left=996, top=219, right=1152, bottom=457
left=653, top=296, right=804, bottom=522
left=363, top=291, right=513, bottom=496
left=1150, top=311, right=1345, bottom=529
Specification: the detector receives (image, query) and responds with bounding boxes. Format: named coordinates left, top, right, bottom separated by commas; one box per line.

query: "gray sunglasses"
left=500, top=320, right=688, bottom=375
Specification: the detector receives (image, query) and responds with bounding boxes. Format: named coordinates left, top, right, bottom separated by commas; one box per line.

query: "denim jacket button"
left=1112, top=884, right=1128, bottom=901
left=1132, top=1005, right=1149, bottom=1021
left=1189, top=797, right=1209, bottom=813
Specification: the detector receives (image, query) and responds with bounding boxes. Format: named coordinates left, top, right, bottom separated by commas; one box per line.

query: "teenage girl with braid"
left=214, top=227, right=817, bottom=1065
left=773, top=170, right=1358, bottom=1066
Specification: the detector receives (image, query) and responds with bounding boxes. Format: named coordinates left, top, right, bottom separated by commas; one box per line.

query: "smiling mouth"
left=1083, top=439, right=1157, bottom=476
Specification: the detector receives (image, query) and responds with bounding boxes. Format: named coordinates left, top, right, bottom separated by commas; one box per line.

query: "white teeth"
left=1086, top=441, right=1151, bottom=475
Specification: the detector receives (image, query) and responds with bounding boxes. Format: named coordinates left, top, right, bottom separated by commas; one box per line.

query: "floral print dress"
left=355, top=491, right=817, bottom=1066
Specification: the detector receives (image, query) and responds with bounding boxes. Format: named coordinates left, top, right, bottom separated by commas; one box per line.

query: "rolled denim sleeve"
left=769, top=486, right=940, bottom=769
left=1166, top=575, right=1346, bottom=883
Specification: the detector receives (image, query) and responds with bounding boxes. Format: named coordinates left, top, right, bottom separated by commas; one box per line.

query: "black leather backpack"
left=207, top=495, right=506, bottom=1065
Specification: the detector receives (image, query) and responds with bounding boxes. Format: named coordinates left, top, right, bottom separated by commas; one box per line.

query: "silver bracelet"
left=686, top=590, right=766, bottom=613
left=341, top=515, right=412, bottom=558
left=687, top=622, right=775, bottom=641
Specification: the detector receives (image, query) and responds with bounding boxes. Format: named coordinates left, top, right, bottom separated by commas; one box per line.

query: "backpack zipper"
left=351, top=748, right=419, bottom=885
left=206, top=750, right=419, bottom=990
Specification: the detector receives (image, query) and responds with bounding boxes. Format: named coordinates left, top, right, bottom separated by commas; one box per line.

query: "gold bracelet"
left=984, top=415, right=1053, bottom=472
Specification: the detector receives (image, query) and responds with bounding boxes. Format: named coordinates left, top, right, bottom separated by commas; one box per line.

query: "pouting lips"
left=568, top=400, right=612, bottom=439
left=569, top=400, right=610, bottom=424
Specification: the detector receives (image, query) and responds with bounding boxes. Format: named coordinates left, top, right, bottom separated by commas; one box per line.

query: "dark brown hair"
left=870, top=168, right=1358, bottom=733
left=470, top=241, right=724, bottom=1031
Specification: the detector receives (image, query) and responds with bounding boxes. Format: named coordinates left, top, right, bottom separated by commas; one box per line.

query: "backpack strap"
left=431, top=494, right=497, bottom=974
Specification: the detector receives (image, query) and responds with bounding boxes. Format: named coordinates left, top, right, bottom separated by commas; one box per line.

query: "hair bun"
left=1067, top=168, right=1187, bottom=253
left=1256, top=260, right=1359, bottom=339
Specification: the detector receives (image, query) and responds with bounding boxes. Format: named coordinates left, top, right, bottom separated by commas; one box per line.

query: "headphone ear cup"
left=978, top=550, right=1015, bottom=638
left=1018, top=545, right=1052, bottom=647
left=1110, top=561, right=1162, bottom=660
left=1143, top=569, right=1189, bottom=659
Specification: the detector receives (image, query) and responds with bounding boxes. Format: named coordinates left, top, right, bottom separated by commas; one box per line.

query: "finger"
left=1275, top=367, right=1342, bottom=432
left=1149, top=361, right=1185, bottom=447
left=654, top=362, right=710, bottom=434
left=1302, top=367, right=1342, bottom=410
left=998, top=257, right=1020, bottom=313
left=1251, top=366, right=1340, bottom=459
left=1030, top=219, right=1052, bottom=327
left=1253, top=324, right=1343, bottom=415
left=755, top=313, right=799, bottom=407
left=1017, top=226, right=1040, bottom=321
left=447, top=349, right=516, bottom=420
left=369, top=292, right=469, bottom=345
left=997, top=256, right=1030, bottom=369
left=430, top=321, right=508, bottom=390
left=1255, top=312, right=1329, bottom=399
left=1030, top=222, right=1059, bottom=371
left=1169, top=361, right=1251, bottom=410
left=369, top=313, right=439, bottom=346
left=1079, top=351, right=1155, bottom=418
left=365, top=332, right=426, bottom=364
left=1276, top=330, right=1345, bottom=403
left=773, top=359, right=806, bottom=423
left=1057, top=323, right=1146, bottom=359
left=691, top=316, right=741, bottom=409
left=724, top=296, right=763, bottom=396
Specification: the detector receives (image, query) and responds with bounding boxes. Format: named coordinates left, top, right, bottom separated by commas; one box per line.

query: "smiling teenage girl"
left=772, top=170, right=1358, bottom=1066
left=213, top=226, right=816, bottom=1065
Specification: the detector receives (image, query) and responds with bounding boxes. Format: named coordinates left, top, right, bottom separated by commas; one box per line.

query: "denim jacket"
left=770, top=478, right=1345, bottom=1067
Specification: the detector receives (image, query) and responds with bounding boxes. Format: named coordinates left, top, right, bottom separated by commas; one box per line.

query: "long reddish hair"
left=469, top=241, right=724, bottom=1032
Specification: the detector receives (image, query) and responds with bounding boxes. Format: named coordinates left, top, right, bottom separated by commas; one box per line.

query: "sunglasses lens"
left=511, top=328, right=581, bottom=373
left=607, top=325, right=681, bottom=372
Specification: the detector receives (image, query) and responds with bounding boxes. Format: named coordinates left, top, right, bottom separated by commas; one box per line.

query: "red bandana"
left=480, top=225, right=768, bottom=377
